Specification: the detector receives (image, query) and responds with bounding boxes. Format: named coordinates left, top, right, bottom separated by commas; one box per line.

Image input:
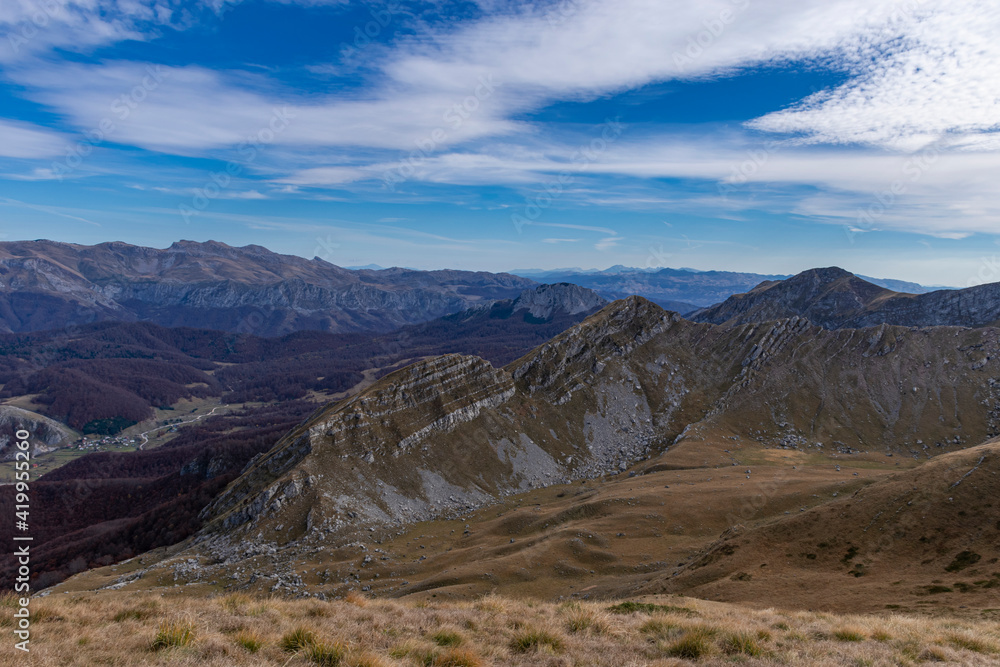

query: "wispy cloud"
left=594, top=236, right=621, bottom=251
left=0, top=197, right=102, bottom=226
left=750, top=2, right=1000, bottom=151
left=18, top=1, right=998, bottom=158
left=0, top=118, right=66, bottom=157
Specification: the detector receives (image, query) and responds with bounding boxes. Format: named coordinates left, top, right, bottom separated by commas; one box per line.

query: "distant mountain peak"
left=345, top=263, right=386, bottom=271
left=792, top=265, right=856, bottom=282
left=694, top=267, right=999, bottom=329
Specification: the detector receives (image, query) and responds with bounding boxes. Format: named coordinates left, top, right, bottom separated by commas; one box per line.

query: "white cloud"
left=0, top=118, right=65, bottom=157
left=7, top=0, right=1000, bottom=157
left=9, top=0, right=999, bottom=165
left=277, top=131, right=1000, bottom=238
left=10, top=61, right=520, bottom=155
left=0, top=0, right=190, bottom=62
left=3, top=0, right=1000, bottom=243
left=750, top=1, right=1000, bottom=151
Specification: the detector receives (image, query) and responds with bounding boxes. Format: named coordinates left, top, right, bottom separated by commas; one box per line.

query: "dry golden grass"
left=12, top=589, right=1000, bottom=666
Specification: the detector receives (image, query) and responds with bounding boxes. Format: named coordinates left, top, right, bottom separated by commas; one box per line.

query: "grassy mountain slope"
left=646, top=441, right=1000, bottom=613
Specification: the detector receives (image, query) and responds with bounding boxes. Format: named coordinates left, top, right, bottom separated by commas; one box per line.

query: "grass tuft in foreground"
left=509, top=627, right=565, bottom=653
left=150, top=619, right=195, bottom=650
left=306, top=639, right=348, bottom=666
left=280, top=626, right=317, bottom=652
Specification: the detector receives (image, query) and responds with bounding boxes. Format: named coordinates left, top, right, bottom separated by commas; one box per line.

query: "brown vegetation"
left=8, top=590, right=1000, bottom=666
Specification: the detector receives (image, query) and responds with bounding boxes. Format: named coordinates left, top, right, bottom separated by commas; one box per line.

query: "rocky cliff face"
left=191, top=298, right=726, bottom=556
left=0, top=240, right=536, bottom=335
left=692, top=267, right=1000, bottom=329
left=508, top=282, right=608, bottom=319
left=202, top=354, right=520, bottom=537
left=206, top=303, right=1000, bottom=534
left=449, top=282, right=608, bottom=324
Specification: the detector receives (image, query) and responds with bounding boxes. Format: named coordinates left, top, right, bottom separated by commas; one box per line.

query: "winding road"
left=136, top=404, right=228, bottom=450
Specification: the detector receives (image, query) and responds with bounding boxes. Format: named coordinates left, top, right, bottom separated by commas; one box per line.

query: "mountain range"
left=0, top=282, right=606, bottom=432
left=4, top=242, right=1000, bottom=619
left=56, top=295, right=1000, bottom=608
left=0, top=240, right=535, bottom=335
left=1, top=240, right=946, bottom=338
left=510, top=265, right=936, bottom=312
left=693, top=267, right=1000, bottom=329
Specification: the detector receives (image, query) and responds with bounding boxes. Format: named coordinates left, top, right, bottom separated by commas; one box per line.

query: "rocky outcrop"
left=508, top=283, right=607, bottom=319
left=200, top=354, right=521, bottom=535
left=0, top=406, right=75, bottom=459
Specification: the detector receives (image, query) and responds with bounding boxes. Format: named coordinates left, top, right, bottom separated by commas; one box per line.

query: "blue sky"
left=1, top=0, right=999, bottom=286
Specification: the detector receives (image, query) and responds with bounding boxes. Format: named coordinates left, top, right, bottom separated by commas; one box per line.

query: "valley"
left=0, top=398, right=231, bottom=482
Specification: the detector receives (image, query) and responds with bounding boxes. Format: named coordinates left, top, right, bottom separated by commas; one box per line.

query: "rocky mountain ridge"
left=510, top=266, right=933, bottom=311
left=693, top=267, right=997, bottom=329
left=104, top=295, right=1000, bottom=597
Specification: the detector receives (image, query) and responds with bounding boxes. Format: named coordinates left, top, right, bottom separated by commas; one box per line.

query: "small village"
left=73, top=418, right=189, bottom=452
left=71, top=434, right=142, bottom=452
